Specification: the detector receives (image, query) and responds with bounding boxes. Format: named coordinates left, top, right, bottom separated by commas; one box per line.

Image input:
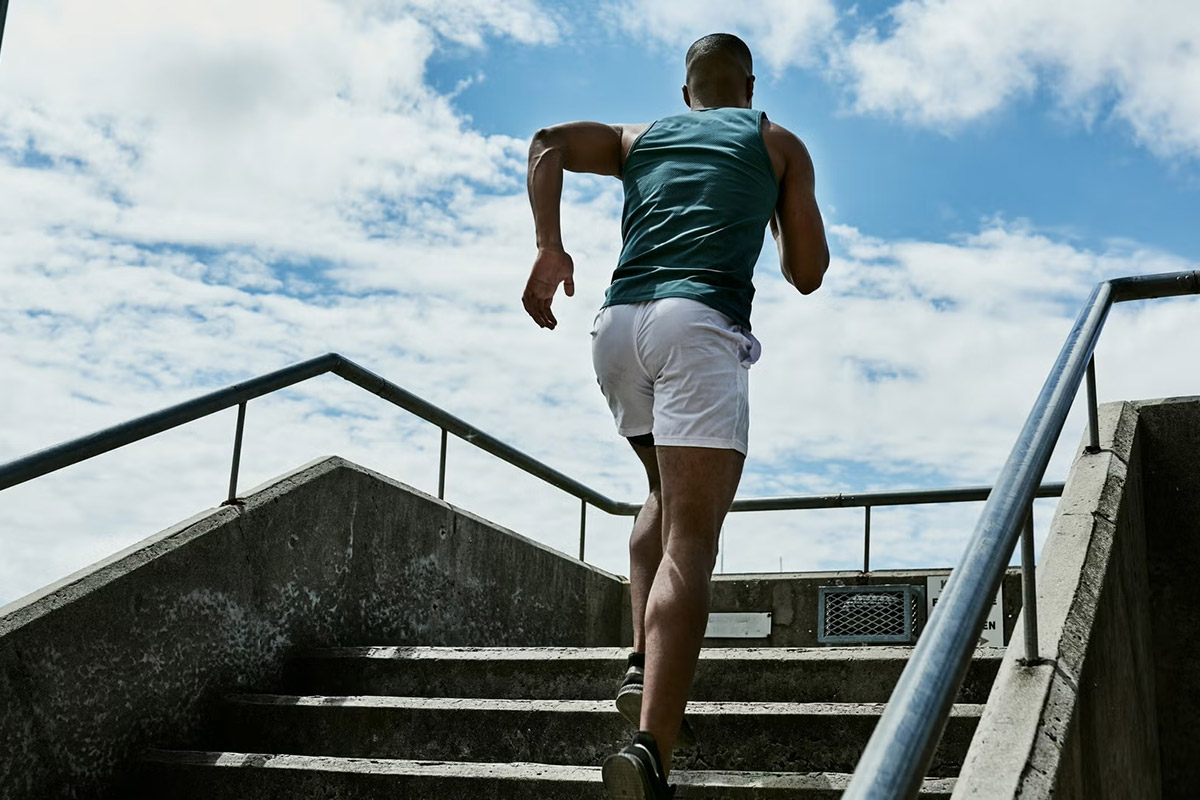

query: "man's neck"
left=690, top=98, right=749, bottom=111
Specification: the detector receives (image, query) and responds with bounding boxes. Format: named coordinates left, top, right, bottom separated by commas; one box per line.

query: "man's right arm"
left=765, top=123, right=830, bottom=294
left=522, top=122, right=644, bottom=329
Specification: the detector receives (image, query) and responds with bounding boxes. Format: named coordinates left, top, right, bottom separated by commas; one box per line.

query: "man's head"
left=683, top=33, right=754, bottom=110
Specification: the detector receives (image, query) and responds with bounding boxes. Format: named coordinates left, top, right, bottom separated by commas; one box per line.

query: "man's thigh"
left=656, top=446, right=744, bottom=543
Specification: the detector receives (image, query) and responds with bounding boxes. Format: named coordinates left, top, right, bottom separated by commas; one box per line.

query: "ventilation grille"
left=817, top=585, right=923, bottom=644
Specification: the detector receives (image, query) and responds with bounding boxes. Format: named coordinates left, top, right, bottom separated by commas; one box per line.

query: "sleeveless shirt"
left=603, top=107, right=778, bottom=330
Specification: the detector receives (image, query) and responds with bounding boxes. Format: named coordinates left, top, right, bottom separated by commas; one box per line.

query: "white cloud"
left=0, top=0, right=551, bottom=258
left=840, top=0, right=1200, bottom=158
left=5, top=210, right=1196, bottom=607
left=2, top=0, right=1198, bottom=610
left=606, top=1, right=1200, bottom=160
left=607, top=0, right=838, bottom=74
left=748, top=221, right=1200, bottom=490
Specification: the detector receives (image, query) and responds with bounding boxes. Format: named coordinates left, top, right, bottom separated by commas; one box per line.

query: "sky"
left=1, top=0, right=1198, bottom=608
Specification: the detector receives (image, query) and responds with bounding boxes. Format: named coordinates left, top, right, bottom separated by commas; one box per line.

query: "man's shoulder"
left=760, top=115, right=803, bottom=149
left=761, top=116, right=812, bottom=168
left=616, top=122, right=652, bottom=162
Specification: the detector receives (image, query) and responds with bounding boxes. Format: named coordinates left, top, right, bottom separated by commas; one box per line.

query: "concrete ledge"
left=0, top=457, right=625, bottom=800
left=953, top=399, right=1165, bottom=798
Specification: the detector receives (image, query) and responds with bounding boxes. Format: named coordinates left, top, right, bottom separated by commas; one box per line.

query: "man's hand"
left=522, top=247, right=575, bottom=329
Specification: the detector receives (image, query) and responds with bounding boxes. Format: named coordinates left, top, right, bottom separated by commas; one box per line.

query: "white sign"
left=704, top=612, right=772, bottom=639
left=926, top=575, right=1004, bottom=647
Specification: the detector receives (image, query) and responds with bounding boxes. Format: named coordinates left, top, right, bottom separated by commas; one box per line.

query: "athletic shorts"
left=590, top=297, right=762, bottom=455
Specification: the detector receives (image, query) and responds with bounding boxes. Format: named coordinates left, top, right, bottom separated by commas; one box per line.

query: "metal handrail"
left=0, top=353, right=621, bottom=508
left=1, top=352, right=1063, bottom=567
left=0, top=0, right=9, bottom=63
left=844, top=268, right=1200, bottom=799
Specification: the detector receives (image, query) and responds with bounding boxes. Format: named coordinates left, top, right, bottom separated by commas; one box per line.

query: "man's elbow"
left=795, top=277, right=821, bottom=295
left=794, top=274, right=822, bottom=295
left=790, top=250, right=829, bottom=295
left=529, top=127, right=562, bottom=157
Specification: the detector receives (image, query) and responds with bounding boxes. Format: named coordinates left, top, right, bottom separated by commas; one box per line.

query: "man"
left=522, top=33, right=829, bottom=800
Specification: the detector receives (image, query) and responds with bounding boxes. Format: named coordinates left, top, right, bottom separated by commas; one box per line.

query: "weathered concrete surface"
left=707, top=569, right=1023, bottom=648
left=140, top=750, right=959, bottom=799
left=1138, top=397, right=1200, bottom=798
left=0, top=457, right=625, bottom=800
left=954, top=400, right=1166, bottom=798
left=285, top=645, right=1002, bottom=704
left=214, top=693, right=981, bottom=776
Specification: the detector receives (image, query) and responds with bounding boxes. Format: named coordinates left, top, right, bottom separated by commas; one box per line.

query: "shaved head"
left=686, top=33, right=753, bottom=77
left=684, top=33, right=755, bottom=109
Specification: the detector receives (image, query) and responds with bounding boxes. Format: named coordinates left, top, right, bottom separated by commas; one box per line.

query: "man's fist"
left=522, top=247, right=575, bottom=329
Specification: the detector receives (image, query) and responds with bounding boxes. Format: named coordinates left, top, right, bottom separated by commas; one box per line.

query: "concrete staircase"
left=140, top=645, right=1001, bottom=798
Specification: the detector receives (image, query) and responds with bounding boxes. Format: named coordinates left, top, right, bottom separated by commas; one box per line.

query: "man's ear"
left=682, top=84, right=692, bottom=108
left=746, top=75, right=756, bottom=107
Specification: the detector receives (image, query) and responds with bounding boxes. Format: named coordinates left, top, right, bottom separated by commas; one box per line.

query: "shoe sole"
left=615, top=686, right=697, bottom=748
left=602, top=752, right=652, bottom=799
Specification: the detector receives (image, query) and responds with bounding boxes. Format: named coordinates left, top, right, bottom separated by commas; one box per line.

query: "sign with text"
left=704, top=612, right=772, bottom=639
left=926, top=575, right=1005, bottom=647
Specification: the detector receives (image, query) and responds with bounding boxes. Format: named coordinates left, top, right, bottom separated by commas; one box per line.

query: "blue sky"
left=427, top=9, right=1200, bottom=256
left=1, top=0, right=1199, bottom=606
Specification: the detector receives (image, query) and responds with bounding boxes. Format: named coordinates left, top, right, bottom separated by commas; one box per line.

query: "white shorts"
left=590, top=297, right=762, bottom=455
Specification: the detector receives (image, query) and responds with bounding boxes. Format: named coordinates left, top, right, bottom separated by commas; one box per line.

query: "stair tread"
left=295, top=645, right=1006, bottom=662
left=227, top=693, right=987, bottom=717
left=144, top=749, right=958, bottom=791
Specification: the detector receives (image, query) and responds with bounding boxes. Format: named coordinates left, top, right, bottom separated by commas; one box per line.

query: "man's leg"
left=640, top=445, right=744, bottom=775
left=627, top=441, right=662, bottom=654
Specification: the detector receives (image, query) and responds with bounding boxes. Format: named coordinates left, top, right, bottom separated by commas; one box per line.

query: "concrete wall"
left=706, top=569, right=1023, bottom=648
left=953, top=398, right=1200, bottom=798
left=1138, top=398, right=1200, bottom=797
left=0, top=457, right=625, bottom=800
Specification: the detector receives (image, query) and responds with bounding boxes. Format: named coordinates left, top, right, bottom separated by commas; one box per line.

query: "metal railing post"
left=225, top=402, right=247, bottom=504
left=438, top=428, right=448, bottom=500
left=578, top=498, right=587, bottom=561
left=863, top=505, right=871, bottom=573
left=1020, top=505, right=1040, bottom=662
left=1086, top=356, right=1101, bottom=453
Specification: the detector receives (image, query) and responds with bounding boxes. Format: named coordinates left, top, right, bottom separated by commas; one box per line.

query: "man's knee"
left=664, top=522, right=721, bottom=561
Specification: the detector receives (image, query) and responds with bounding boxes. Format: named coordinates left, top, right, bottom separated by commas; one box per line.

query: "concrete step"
left=284, top=646, right=1004, bottom=705
left=212, top=695, right=983, bottom=777
left=141, top=750, right=959, bottom=798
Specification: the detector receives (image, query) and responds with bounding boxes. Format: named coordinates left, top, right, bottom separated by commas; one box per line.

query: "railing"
left=1, top=354, right=1063, bottom=570
left=844, top=268, right=1200, bottom=799
left=0, top=0, right=9, bottom=62
left=3, top=270, right=1194, bottom=791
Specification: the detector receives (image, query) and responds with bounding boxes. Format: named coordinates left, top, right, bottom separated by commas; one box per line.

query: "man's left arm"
left=522, top=122, right=628, bottom=330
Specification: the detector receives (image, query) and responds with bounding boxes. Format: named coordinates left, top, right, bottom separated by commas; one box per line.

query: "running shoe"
left=615, top=653, right=696, bottom=747
left=602, top=731, right=676, bottom=799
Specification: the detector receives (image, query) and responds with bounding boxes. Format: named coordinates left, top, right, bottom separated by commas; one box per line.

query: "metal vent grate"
left=817, top=585, right=923, bottom=644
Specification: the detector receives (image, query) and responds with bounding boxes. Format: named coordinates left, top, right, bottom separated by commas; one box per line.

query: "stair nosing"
left=294, top=645, right=1006, bottom=662
left=226, top=693, right=987, bottom=717
left=143, top=749, right=960, bottom=790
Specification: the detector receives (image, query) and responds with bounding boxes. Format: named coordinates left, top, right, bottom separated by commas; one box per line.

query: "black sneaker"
left=602, top=731, right=676, bottom=799
left=614, top=654, right=644, bottom=726
left=615, top=654, right=696, bottom=748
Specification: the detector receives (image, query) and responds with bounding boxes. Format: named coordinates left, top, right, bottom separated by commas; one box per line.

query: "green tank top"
left=604, top=107, right=778, bottom=330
